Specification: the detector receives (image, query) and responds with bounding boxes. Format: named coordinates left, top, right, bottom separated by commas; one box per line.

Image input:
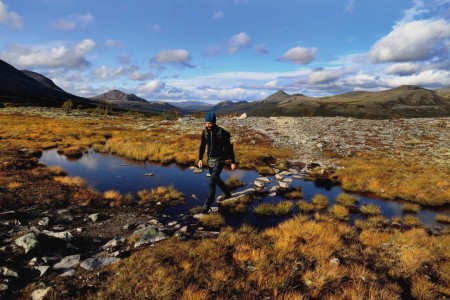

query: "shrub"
left=312, top=194, right=329, bottom=210
left=62, top=99, right=74, bottom=115
left=336, top=193, right=359, bottom=206
left=359, top=204, right=381, bottom=216
left=138, top=185, right=185, bottom=206
left=254, top=201, right=293, bottom=216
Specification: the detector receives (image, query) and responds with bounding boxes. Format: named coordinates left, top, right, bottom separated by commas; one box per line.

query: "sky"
left=0, top=0, right=449, bottom=103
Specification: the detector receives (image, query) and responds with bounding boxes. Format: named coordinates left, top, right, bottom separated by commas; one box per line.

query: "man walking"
left=198, top=112, right=237, bottom=213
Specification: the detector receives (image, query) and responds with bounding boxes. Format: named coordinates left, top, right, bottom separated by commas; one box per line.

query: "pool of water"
left=39, top=149, right=450, bottom=230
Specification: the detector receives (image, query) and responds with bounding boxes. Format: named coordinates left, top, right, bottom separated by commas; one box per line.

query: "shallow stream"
left=39, top=149, right=449, bottom=230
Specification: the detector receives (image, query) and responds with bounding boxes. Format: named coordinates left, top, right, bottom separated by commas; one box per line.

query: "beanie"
left=204, top=112, right=216, bottom=123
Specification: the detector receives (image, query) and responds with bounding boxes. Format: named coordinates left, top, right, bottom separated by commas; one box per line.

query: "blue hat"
left=204, top=112, right=216, bottom=123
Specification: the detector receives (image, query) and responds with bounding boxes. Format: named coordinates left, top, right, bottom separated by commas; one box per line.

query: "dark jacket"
left=199, top=125, right=235, bottom=164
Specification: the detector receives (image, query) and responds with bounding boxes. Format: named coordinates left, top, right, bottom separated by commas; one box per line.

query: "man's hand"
left=231, top=163, right=237, bottom=171
left=198, top=160, right=203, bottom=168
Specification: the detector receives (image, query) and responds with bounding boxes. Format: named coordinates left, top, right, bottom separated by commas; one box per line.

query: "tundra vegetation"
left=0, top=108, right=449, bottom=299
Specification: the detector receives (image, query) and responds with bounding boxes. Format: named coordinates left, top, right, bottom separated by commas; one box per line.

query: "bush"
left=62, top=99, right=74, bottom=115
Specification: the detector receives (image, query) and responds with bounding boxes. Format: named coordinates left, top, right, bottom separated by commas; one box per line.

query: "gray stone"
left=133, top=226, right=167, bottom=247
left=102, top=238, right=125, bottom=251
left=53, top=254, right=80, bottom=269
left=0, top=284, right=8, bottom=291
left=38, top=217, right=50, bottom=227
left=34, top=266, right=50, bottom=277
left=15, top=233, right=39, bottom=253
left=59, top=269, right=75, bottom=277
left=279, top=181, right=290, bottom=189
left=254, top=180, right=265, bottom=188
left=256, top=177, right=271, bottom=183
left=1, top=267, right=19, bottom=278
left=32, top=287, right=51, bottom=300
left=43, top=230, right=73, bottom=241
left=80, top=257, right=120, bottom=271
left=193, top=167, right=204, bottom=174
left=88, top=213, right=100, bottom=222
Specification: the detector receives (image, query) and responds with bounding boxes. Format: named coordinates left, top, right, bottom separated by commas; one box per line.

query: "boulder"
left=53, top=254, right=80, bottom=269
left=102, top=238, right=125, bottom=251
left=1, top=267, right=19, bottom=278
left=254, top=180, right=265, bottom=188
left=238, top=113, right=248, bottom=119
left=59, top=269, right=75, bottom=277
left=42, top=230, right=73, bottom=241
left=193, top=167, right=204, bottom=174
left=279, top=181, right=290, bottom=189
left=133, top=226, right=167, bottom=248
left=15, top=233, right=39, bottom=253
left=34, top=266, right=50, bottom=277
left=31, top=287, right=51, bottom=300
left=80, top=257, right=120, bottom=271
left=0, top=284, right=8, bottom=291
left=275, top=174, right=283, bottom=181
left=256, top=177, right=271, bottom=183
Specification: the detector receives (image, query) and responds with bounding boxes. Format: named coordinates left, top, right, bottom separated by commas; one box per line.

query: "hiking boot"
left=217, top=193, right=232, bottom=202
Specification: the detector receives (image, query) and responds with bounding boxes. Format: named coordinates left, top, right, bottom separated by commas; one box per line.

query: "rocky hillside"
left=212, top=86, right=450, bottom=118
left=92, top=90, right=147, bottom=103
left=0, top=59, right=93, bottom=107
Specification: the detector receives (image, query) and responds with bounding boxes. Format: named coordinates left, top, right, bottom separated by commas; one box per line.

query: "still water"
left=39, top=149, right=449, bottom=230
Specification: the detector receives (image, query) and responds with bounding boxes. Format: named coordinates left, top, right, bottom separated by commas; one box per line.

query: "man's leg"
left=203, top=162, right=225, bottom=212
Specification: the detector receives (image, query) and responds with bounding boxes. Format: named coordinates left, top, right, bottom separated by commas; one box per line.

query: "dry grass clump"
left=359, top=204, right=382, bottom=216
left=48, top=165, right=67, bottom=176
left=284, top=189, right=303, bottom=199
left=355, top=216, right=390, bottom=230
left=190, top=206, right=204, bottom=215
left=334, top=157, right=450, bottom=206
left=403, top=215, right=422, bottom=227
left=137, top=185, right=185, bottom=206
left=219, top=194, right=252, bottom=213
left=336, top=193, right=359, bottom=206
left=103, top=190, right=132, bottom=207
left=198, top=213, right=225, bottom=229
left=6, top=181, right=22, bottom=190
left=402, top=202, right=421, bottom=213
left=254, top=201, right=294, bottom=216
left=297, top=200, right=315, bottom=213
left=225, top=175, right=246, bottom=190
left=54, top=176, right=86, bottom=186
left=256, top=166, right=275, bottom=176
left=329, top=204, right=349, bottom=220
left=435, top=214, right=450, bottom=224
left=311, top=194, right=329, bottom=210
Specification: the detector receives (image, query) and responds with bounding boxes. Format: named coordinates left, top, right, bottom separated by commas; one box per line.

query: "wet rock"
left=38, top=217, right=50, bottom=227
left=1, top=267, right=19, bottom=278
left=279, top=181, right=290, bottom=189
left=256, top=177, right=271, bottom=183
left=0, top=284, right=8, bottom=291
left=282, top=178, right=293, bottom=183
left=80, top=257, right=120, bottom=271
left=59, top=269, right=75, bottom=277
left=32, top=287, right=51, bottom=300
left=88, top=213, right=101, bottom=222
left=53, top=254, right=80, bottom=270
left=34, top=266, right=50, bottom=277
left=102, top=238, right=125, bottom=251
left=193, top=167, right=203, bottom=174
left=42, top=230, right=73, bottom=241
left=254, top=180, right=265, bottom=188
left=15, top=233, right=39, bottom=253
left=275, top=174, right=283, bottom=180
left=133, top=226, right=167, bottom=248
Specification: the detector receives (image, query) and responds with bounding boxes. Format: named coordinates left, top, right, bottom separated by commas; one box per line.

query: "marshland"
left=1, top=107, right=449, bottom=299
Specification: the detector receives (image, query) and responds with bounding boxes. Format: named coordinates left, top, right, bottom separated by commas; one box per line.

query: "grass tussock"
left=190, top=206, right=204, bottom=215
left=329, top=204, right=350, bottom=220
left=219, top=194, right=252, bottom=213
left=6, top=181, right=22, bottom=190
left=48, top=165, right=67, bottom=176
left=284, top=189, right=303, bottom=199
left=355, top=215, right=390, bottom=230
left=103, top=190, right=132, bottom=207
left=359, top=204, right=382, bottom=216
left=137, top=185, right=185, bottom=206
left=402, top=202, right=421, bottom=213
left=198, top=213, right=225, bottom=229
left=53, top=176, right=85, bottom=186
left=336, top=193, right=359, bottom=206
left=254, top=201, right=294, bottom=216
left=297, top=200, right=315, bottom=213
left=256, top=166, right=275, bottom=176
left=225, top=175, right=246, bottom=190
left=403, top=215, right=422, bottom=227
left=334, top=157, right=450, bottom=206
left=435, top=214, right=450, bottom=224
left=311, top=194, right=329, bottom=210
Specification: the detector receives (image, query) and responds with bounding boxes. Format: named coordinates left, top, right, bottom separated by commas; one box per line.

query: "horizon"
left=0, top=0, right=449, bottom=104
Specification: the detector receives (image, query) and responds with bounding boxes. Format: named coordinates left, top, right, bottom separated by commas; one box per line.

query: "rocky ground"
left=1, top=107, right=449, bottom=299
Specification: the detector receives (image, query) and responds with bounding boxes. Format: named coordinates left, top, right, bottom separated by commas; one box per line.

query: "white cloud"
left=228, top=32, right=251, bottom=54
left=0, top=1, right=23, bottom=29
left=308, top=68, right=345, bottom=84
left=213, top=10, right=224, bottom=20
left=128, top=71, right=153, bottom=81
left=386, top=69, right=450, bottom=87
left=52, top=13, right=94, bottom=31
left=152, top=49, right=194, bottom=68
left=384, top=63, right=421, bottom=75
left=0, top=39, right=96, bottom=69
left=278, top=46, right=317, bottom=65
left=264, top=80, right=278, bottom=89
left=137, top=79, right=165, bottom=95
left=369, top=19, right=450, bottom=63
left=92, top=65, right=138, bottom=80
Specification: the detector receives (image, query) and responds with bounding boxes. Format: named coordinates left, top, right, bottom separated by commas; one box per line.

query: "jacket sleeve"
left=223, top=131, right=236, bottom=164
left=198, top=130, right=206, bottom=161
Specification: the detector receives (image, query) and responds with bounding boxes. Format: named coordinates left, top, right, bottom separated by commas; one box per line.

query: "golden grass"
left=53, top=176, right=86, bottom=186
left=336, top=193, right=359, bottom=206
left=329, top=204, right=350, bottom=220
left=403, top=215, right=422, bottom=227
left=102, top=190, right=130, bottom=207
left=334, top=157, right=450, bottom=205
left=355, top=216, right=390, bottom=230
left=254, top=201, right=294, bottom=216
left=6, top=181, right=22, bottom=190
left=297, top=200, right=315, bottom=213
left=48, top=165, right=67, bottom=176
left=359, top=204, right=382, bottom=216
left=312, top=194, right=329, bottom=210
left=137, top=185, right=185, bottom=206
left=284, top=189, right=303, bottom=199
left=435, top=214, right=450, bottom=224
left=219, top=194, right=252, bottom=213
left=402, top=202, right=421, bottom=213
left=256, top=166, right=275, bottom=176
left=225, top=175, right=245, bottom=190
left=198, top=213, right=225, bottom=229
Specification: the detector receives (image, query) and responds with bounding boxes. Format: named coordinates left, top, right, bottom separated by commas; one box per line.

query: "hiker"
left=198, top=112, right=237, bottom=213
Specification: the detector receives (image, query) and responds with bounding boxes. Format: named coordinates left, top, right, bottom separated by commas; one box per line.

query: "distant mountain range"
left=1, top=58, right=449, bottom=118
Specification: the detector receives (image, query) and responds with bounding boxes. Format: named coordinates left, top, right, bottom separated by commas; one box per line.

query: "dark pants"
left=203, top=159, right=230, bottom=211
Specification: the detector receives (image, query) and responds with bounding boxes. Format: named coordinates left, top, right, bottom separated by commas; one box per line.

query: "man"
left=198, top=112, right=237, bottom=213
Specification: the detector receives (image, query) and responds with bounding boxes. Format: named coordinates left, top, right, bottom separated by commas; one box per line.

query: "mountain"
left=0, top=59, right=93, bottom=107
left=170, top=101, right=214, bottom=111
left=90, top=90, right=182, bottom=114
left=212, top=85, right=450, bottom=118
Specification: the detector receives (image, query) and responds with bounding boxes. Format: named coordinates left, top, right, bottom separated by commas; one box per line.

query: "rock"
left=191, top=194, right=198, bottom=200
left=279, top=181, right=290, bottom=189
left=330, top=257, right=340, bottom=266
left=167, top=221, right=178, bottom=227
left=193, top=213, right=206, bottom=219
left=1, top=267, right=19, bottom=278
left=133, top=226, right=167, bottom=248
left=52, top=225, right=66, bottom=231
left=34, top=266, right=50, bottom=277
left=32, top=287, right=51, bottom=300
left=102, top=238, right=125, bottom=251
left=256, top=177, right=271, bottom=183
left=15, top=233, right=39, bottom=253
left=88, top=213, right=100, bottom=222
left=293, top=175, right=302, bottom=179
left=193, top=167, right=204, bottom=174
left=238, top=113, right=248, bottom=119
left=38, top=217, right=50, bottom=227
left=254, top=180, right=265, bottom=188
left=275, top=174, right=283, bottom=181
left=144, top=173, right=154, bottom=176
left=282, top=178, right=293, bottom=183
left=80, top=257, right=120, bottom=271
left=59, top=269, right=75, bottom=277
left=0, top=284, right=8, bottom=291
left=42, top=230, right=73, bottom=241
left=53, top=254, right=80, bottom=269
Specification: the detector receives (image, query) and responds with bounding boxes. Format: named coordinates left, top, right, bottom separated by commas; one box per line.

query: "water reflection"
left=39, top=149, right=450, bottom=230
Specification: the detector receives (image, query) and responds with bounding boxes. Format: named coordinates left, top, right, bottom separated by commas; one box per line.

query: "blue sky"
left=0, top=0, right=449, bottom=103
